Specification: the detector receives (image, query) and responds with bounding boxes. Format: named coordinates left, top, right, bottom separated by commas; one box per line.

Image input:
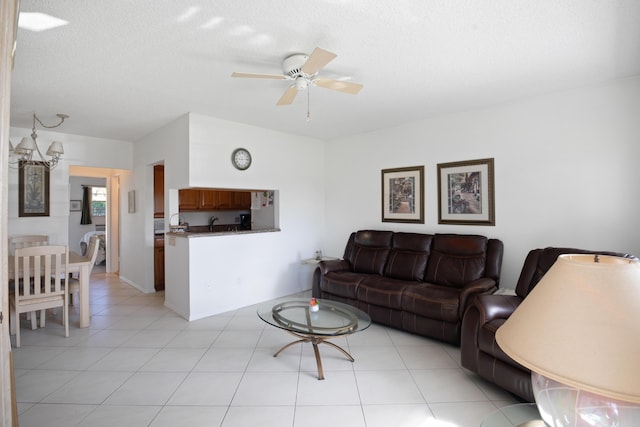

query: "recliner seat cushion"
left=320, top=272, right=364, bottom=299
left=357, top=276, right=410, bottom=309
left=401, top=283, right=460, bottom=322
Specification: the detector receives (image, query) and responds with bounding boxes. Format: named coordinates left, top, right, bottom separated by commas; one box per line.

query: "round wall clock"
left=231, top=148, right=252, bottom=170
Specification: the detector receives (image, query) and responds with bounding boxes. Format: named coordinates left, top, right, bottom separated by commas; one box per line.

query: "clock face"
left=232, top=148, right=251, bottom=170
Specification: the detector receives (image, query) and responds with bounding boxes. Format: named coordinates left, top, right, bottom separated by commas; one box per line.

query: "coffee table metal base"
left=273, top=330, right=354, bottom=380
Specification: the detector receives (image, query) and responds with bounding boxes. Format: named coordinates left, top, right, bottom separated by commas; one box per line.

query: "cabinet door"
left=232, top=191, right=251, bottom=209
left=154, top=240, right=165, bottom=291
left=179, top=189, right=200, bottom=211
left=216, top=191, right=231, bottom=209
left=153, top=165, right=164, bottom=218
left=200, top=190, right=218, bottom=210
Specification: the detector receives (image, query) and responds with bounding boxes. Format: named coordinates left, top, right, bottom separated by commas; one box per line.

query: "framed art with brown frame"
left=381, top=165, right=424, bottom=223
left=437, top=158, right=495, bottom=225
left=18, top=161, right=50, bottom=217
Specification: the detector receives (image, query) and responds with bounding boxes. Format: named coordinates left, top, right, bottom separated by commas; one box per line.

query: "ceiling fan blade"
left=314, top=78, right=363, bottom=95
left=231, top=72, right=287, bottom=80
left=301, top=47, right=337, bottom=75
left=276, top=87, right=298, bottom=105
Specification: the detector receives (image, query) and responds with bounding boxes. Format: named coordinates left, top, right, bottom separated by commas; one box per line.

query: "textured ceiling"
left=10, top=0, right=640, bottom=142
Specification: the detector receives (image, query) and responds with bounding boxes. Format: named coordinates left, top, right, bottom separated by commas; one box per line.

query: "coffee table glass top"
left=257, top=299, right=371, bottom=336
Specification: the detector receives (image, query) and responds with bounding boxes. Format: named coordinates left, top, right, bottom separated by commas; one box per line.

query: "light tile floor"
left=12, top=267, right=524, bottom=427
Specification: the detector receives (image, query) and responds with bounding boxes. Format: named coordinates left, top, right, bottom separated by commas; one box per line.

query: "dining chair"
left=68, top=235, right=100, bottom=306
left=9, top=245, right=69, bottom=348
left=8, top=235, right=49, bottom=329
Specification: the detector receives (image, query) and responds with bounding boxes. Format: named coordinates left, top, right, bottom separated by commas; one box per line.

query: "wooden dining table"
left=8, top=251, right=94, bottom=328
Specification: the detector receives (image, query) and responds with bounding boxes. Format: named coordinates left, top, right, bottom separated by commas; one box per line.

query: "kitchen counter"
left=166, top=228, right=280, bottom=238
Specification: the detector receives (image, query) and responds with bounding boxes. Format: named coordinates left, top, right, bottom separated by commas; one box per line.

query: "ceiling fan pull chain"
left=306, top=86, right=311, bottom=122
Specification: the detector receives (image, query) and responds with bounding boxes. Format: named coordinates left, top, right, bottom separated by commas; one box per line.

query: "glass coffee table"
left=257, top=298, right=371, bottom=380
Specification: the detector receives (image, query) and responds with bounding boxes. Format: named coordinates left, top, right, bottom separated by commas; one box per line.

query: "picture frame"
left=381, top=166, right=424, bottom=223
left=128, top=190, right=136, bottom=214
left=437, top=158, right=495, bottom=225
left=18, top=161, right=50, bottom=217
left=70, top=200, right=82, bottom=212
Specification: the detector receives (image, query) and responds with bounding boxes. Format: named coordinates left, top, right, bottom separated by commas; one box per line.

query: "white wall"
left=323, top=77, right=640, bottom=288
left=119, top=114, right=190, bottom=292
left=8, top=128, right=133, bottom=247
left=152, top=114, right=326, bottom=318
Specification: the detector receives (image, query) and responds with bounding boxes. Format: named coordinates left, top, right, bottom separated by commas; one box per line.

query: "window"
left=91, top=187, right=107, bottom=217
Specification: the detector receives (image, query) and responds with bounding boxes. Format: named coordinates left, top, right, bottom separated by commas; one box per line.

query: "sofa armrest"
left=472, top=294, right=523, bottom=324
left=458, top=277, right=498, bottom=318
left=317, top=259, right=351, bottom=274
left=311, top=259, right=351, bottom=298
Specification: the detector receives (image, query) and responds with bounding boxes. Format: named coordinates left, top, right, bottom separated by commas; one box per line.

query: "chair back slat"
left=14, top=245, right=68, bottom=300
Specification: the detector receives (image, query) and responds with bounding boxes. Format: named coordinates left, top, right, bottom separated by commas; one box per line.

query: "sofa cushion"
left=384, top=233, right=432, bottom=281
left=425, top=234, right=487, bottom=288
left=320, top=272, right=364, bottom=299
left=357, top=276, right=410, bottom=309
left=347, top=230, right=393, bottom=275
left=401, top=283, right=460, bottom=322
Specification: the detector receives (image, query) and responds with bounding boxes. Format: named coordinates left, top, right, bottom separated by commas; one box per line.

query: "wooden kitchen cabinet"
left=154, top=237, right=165, bottom=291
left=232, top=191, right=251, bottom=209
left=178, top=189, right=201, bottom=211
left=153, top=165, right=164, bottom=218
left=179, top=189, right=251, bottom=211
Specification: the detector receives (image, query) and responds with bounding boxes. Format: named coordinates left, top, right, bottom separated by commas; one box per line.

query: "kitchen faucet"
left=208, top=216, right=219, bottom=231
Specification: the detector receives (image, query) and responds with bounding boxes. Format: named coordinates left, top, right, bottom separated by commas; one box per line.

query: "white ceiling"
left=10, top=0, right=640, bottom=142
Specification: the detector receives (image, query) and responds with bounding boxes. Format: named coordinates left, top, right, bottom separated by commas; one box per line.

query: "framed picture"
left=381, top=166, right=424, bottom=223
left=128, top=190, right=136, bottom=213
left=437, top=158, right=495, bottom=225
left=18, top=161, right=50, bottom=217
left=70, top=200, right=82, bottom=212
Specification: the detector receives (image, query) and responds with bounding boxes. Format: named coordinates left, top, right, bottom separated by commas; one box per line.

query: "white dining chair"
left=68, top=235, right=100, bottom=306
left=8, top=235, right=49, bottom=329
left=9, top=245, right=69, bottom=348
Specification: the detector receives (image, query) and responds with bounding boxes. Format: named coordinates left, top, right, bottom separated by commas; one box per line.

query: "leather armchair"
left=460, top=247, right=636, bottom=401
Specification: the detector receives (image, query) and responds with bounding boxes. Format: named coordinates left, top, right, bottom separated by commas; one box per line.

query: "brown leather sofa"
left=460, top=247, right=637, bottom=402
left=312, top=230, right=504, bottom=344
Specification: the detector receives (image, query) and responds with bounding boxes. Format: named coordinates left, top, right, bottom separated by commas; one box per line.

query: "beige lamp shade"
left=15, top=136, right=36, bottom=154
left=46, top=141, right=64, bottom=155
left=496, top=254, right=640, bottom=403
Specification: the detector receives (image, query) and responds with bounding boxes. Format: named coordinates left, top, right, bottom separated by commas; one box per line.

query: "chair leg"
left=30, top=312, right=37, bottom=330
left=64, top=296, right=69, bottom=338
left=15, top=314, right=21, bottom=348
left=40, top=309, right=46, bottom=328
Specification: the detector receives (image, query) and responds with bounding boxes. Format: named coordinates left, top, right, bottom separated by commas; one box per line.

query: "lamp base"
left=532, top=372, right=640, bottom=427
left=517, top=421, right=546, bottom=427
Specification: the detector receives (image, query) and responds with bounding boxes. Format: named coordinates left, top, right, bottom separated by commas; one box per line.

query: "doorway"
left=69, top=166, right=121, bottom=273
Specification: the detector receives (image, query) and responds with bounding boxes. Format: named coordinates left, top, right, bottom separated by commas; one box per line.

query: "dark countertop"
left=166, top=227, right=280, bottom=238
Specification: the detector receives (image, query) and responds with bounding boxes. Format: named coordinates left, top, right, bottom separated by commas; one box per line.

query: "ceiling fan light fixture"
left=295, top=77, right=308, bottom=91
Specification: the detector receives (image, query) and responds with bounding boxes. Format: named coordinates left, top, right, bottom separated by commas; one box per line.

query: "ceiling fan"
left=231, top=47, right=363, bottom=106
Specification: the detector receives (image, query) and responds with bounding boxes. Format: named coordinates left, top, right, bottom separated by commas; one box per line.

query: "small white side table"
left=301, top=256, right=339, bottom=265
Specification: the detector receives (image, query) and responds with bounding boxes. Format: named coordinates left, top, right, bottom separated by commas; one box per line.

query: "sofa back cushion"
left=384, top=233, right=433, bottom=281
left=515, top=247, right=638, bottom=298
left=425, top=234, right=487, bottom=288
left=346, top=230, right=393, bottom=275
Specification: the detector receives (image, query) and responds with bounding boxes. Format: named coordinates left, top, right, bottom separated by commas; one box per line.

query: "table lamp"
left=496, top=254, right=640, bottom=427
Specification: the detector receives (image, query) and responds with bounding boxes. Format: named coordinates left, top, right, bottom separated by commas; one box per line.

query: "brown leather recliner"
left=460, top=247, right=637, bottom=402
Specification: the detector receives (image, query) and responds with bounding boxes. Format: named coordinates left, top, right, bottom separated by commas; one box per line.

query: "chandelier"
left=9, top=112, right=68, bottom=170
